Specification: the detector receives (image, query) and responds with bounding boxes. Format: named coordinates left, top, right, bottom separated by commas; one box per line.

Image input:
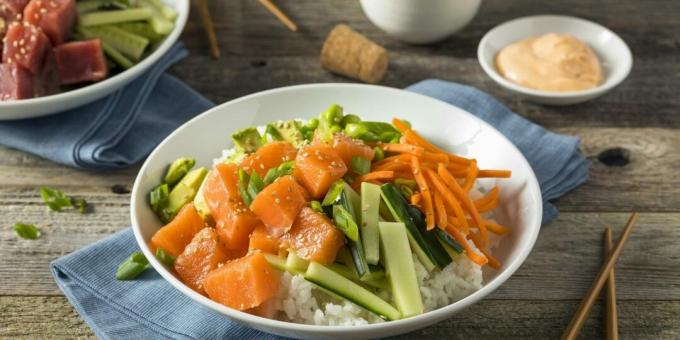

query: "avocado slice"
left=163, top=167, right=208, bottom=222
left=164, top=157, right=195, bottom=187
left=232, top=127, right=263, bottom=153
left=192, top=171, right=214, bottom=225
left=268, top=120, right=305, bottom=146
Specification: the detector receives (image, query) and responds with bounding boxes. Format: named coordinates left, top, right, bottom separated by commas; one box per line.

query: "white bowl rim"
left=131, top=83, right=543, bottom=335
left=477, top=14, right=633, bottom=98
left=0, top=0, right=189, bottom=111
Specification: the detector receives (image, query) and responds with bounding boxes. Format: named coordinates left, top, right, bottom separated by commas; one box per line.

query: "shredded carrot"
left=485, top=220, right=510, bottom=235
left=359, top=170, right=394, bottom=182
left=468, top=232, right=500, bottom=269
left=446, top=206, right=470, bottom=234
left=382, top=143, right=425, bottom=156
left=411, top=193, right=422, bottom=205
left=437, top=164, right=488, bottom=245
left=372, top=154, right=408, bottom=167
left=462, top=160, right=478, bottom=192
left=474, top=188, right=499, bottom=213
left=477, top=169, right=512, bottom=178
left=391, top=118, right=411, bottom=132
left=411, top=156, right=435, bottom=230
left=392, top=171, right=415, bottom=180
left=432, top=192, right=447, bottom=229
left=373, top=161, right=410, bottom=172
left=421, top=152, right=449, bottom=164
left=424, top=168, right=467, bottom=230
left=446, top=223, right=488, bottom=266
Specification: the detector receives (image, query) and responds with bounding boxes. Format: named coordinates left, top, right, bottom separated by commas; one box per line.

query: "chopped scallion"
left=13, top=223, right=40, bottom=240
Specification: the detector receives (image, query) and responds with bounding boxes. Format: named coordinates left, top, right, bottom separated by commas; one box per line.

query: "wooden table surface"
left=2, top=0, right=679, bottom=339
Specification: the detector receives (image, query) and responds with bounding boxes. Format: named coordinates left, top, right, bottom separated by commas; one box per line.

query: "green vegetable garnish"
left=300, top=118, right=319, bottom=140
left=263, top=161, right=294, bottom=185
left=373, top=147, right=384, bottom=162
left=116, top=252, right=149, bottom=280
left=350, top=156, right=371, bottom=175
left=340, top=114, right=361, bottom=127
left=232, top=127, right=263, bottom=153
left=310, top=200, right=323, bottom=213
left=237, top=169, right=253, bottom=206
left=264, top=123, right=285, bottom=142
left=40, top=187, right=73, bottom=212
left=74, top=198, right=89, bottom=214
left=155, top=247, right=176, bottom=267
left=13, top=223, right=40, bottom=240
left=332, top=205, right=359, bottom=242
left=394, top=178, right=417, bottom=199
left=318, top=104, right=344, bottom=142
left=164, top=157, right=195, bottom=187
left=322, top=180, right=346, bottom=206
left=149, top=183, right=169, bottom=214
left=344, top=122, right=401, bottom=143
left=247, top=171, right=265, bottom=199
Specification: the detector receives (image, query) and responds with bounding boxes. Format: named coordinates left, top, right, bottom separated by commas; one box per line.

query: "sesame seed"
left=275, top=198, right=281, bottom=204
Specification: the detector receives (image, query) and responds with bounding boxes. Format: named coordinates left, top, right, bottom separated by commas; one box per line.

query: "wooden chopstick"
left=604, top=227, right=619, bottom=340
left=195, top=0, right=221, bottom=59
left=561, top=212, right=639, bottom=340
left=258, top=0, right=298, bottom=32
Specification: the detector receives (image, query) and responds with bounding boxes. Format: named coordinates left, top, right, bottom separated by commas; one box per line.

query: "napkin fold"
left=0, top=43, right=213, bottom=170
left=51, top=79, right=590, bottom=339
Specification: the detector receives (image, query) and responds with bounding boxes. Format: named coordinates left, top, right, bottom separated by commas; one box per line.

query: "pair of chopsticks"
left=561, top=212, right=638, bottom=340
left=194, top=0, right=298, bottom=59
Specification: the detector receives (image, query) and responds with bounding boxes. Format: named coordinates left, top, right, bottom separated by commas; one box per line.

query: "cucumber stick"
left=138, top=0, right=174, bottom=34
left=360, top=182, right=381, bottom=265
left=80, top=25, right=149, bottom=60
left=304, top=262, right=401, bottom=321
left=80, top=8, right=152, bottom=26
left=286, top=252, right=309, bottom=273
left=328, top=263, right=387, bottom=290
left=379, top=222, right=424, bottom=318
left=100, top=39, right=134, bottom=69
left=263, top=253, right=287, bottom=272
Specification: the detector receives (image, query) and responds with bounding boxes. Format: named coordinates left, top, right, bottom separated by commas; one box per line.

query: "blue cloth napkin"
left=0, top=43, right=213, bottom=170
left=51, top=79, right=590, bottom=339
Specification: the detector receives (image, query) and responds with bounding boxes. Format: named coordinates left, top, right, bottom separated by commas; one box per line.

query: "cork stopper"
left=320, top=24, right=389, bottom=84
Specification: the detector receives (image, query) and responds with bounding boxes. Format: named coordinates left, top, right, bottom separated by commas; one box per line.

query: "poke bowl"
left=0, top=0, right=189, bottom=120
left=131, top=83, right=543, bottom=339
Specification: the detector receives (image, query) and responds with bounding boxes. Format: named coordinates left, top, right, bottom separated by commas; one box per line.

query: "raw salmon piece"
left=150, top=203, right=205, bottom=257
left=280, top=207, right=345, bottom=264
left=202, top=163, right=259, bottom=250
left=250, top=175, right=308, bottom=237
left=314, top=133, right=375, bottom=167
left=247, top=298, right=278, bottom=319
left=293, top=144, right=347, bottom=199
left=174, top=227, right=233, bottom=294
left=204, top=252, right=279, bottom=311
left=240, top=141, right=297, bottom=177
left=248, top=223, right=279, bottom=254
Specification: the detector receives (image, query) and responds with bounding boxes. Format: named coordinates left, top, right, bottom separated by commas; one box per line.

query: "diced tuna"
left=54, top=39, right=107, bottom=85
left=35, top=48, right=58, bottom=95
left=2, top=22, right=50, bottom=74
left=0, top=63, right=34, bottom=100
left=23, top=0, right=75, bottom=45
left=0, top=0, right=30, bottom=22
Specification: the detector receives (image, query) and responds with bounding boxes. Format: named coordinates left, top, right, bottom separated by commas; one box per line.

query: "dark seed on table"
left=111, top=184, right=131, bottom=194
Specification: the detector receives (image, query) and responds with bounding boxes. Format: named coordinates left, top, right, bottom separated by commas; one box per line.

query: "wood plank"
left=1, top=212, right=678, bottom=300
left=2, top=296, right=678, bottom=339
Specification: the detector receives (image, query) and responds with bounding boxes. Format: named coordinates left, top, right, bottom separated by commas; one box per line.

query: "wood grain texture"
left=1, top=0, right=679, bottom=338
left=2, top=296, right=678, bottom=340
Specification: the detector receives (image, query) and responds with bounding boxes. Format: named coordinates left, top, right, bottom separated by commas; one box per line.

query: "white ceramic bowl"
left=360, top=0, right=481, bottom=44
left=478, top=15, right=633, bottom=105
left=131, top=83, right=543, bottom=339
left=0, top=0, right=189, bottom=120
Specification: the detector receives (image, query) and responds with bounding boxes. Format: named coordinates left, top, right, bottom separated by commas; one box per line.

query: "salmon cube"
left=2, top=22, right=50, bottom=74
left=150, top=203, right=205, bottom=257
left=0, top=63, right=33, bottom=100
left=0, top=0, right=30, bottom=22
left=174, top=227, right=234, bottom=294
left=23, top=0, right=75, bottom=45
left=202, top=163, right=259, bottom=250
left=204, top=253, right=279, bottom=311
left=239, top=141, right=297, bottom=178
left=248, top=223, right=279, bottom=254
left=280, top=207, right=345, bottom=264
left=250, top=175, right=308, bottom=237
left=293, top=144, right=347, bottom=199
left=326, top=133, right=375, bottom=167
left=55, top=39, right=107, bottom=85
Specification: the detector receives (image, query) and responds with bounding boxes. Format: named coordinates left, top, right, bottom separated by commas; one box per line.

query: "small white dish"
left=478, top=15, right=632, bottom=105
left=130, top=83, right=543, bottom=339
left=360, top=0, right=481, bottom=44
left=0, top=0, right=189, bottom=120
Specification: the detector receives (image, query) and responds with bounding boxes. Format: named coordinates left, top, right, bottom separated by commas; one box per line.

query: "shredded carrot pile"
left=367, top=118, right=513, bottom=269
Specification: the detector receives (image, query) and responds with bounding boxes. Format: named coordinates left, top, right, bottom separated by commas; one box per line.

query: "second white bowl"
left=478, top=15, right=633, bottom=105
